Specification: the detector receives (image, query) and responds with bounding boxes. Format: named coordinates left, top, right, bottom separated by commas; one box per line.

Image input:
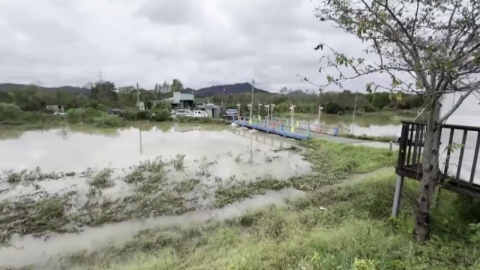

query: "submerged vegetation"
left=1, top=136, right=477, bottom=270
left=44, top=171, right=480, bottom=270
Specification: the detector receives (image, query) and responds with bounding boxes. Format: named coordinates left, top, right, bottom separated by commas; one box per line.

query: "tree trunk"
left=414, top=97, right=442, bottom=242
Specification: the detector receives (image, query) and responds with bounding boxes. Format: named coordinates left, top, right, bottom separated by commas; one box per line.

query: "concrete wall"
left=173, top=92, right=194, bottom=104
left=440, top=91, right=480, bottom=184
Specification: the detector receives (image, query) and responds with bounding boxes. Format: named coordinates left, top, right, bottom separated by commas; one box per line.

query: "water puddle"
left=0, top=188, right=304, bottom=268
left=0, top=125, right=312, bottom=268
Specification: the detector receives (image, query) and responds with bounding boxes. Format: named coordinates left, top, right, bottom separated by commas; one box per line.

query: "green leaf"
left=416, top=80, right=424, bottom=89
left=396, top=92, right=403, bottom=101
left=366, top=84, right=372, bottom=93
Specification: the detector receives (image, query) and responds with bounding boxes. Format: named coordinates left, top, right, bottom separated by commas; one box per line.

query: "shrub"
left=66, top=108, right=105, bottom=124
left=151, top=109, right=171, bottom=122
left=0, top=103, right=23, bottom=122
left=121, top=109, right=137, bottom=121
left=93, top=115, right=125, bottom=127
left=136, top=110, right=150, bottom=121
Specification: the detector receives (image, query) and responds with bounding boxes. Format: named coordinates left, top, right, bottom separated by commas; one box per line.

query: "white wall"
left=440, top=91, right=480, bottom=184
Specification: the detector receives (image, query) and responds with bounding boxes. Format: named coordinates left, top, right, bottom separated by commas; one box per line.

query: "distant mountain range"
left=189, top=82, right=270, bottom=98
left=0, top=82, right=271, bottom=98
left=0, top=83, right=90, bottom=95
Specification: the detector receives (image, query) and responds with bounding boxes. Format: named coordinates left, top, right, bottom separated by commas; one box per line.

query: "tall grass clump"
left=57, top=171, right=480, bottom=270
left=93, top=114, right=125, bottom=127
left=66, top=108, right=105, bottom=124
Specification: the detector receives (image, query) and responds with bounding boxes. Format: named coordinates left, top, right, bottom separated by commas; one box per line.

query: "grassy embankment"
left=0, top=103, right=225, bottom=129
left=24, top=140, right=471, bottom=270
left=41, top=140, right=480, bottom=270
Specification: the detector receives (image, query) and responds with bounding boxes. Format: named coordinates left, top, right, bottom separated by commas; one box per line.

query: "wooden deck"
left=395, top=121, right=480, bottom=199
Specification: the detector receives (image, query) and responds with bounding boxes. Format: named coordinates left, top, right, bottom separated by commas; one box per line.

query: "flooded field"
left=0, top=124, right=312, bottom=268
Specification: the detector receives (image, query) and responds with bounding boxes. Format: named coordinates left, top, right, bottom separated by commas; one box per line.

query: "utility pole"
left=99, top=70, right=103, bottom=82
left=250, top=79, right=255, bottom=124
left=136, top=83, right=140, bottom=111
left=352, top=90, right=359, bottom=134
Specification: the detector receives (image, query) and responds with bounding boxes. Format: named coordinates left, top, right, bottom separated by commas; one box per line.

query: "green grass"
left=56, top=170, right=480, bottom=270
left=213, top=139, right=397, bottom=208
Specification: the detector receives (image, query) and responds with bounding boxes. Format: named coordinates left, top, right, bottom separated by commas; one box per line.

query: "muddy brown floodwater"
left=0, top=124, right=312, bottom=269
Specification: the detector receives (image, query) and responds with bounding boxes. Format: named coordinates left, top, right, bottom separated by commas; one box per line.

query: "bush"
left=93, top=115, right=125, bottom=127
left=121, top=109, right=137, bottom=121
left=151, top=109, right=171, bottom=122
left=66, top=108, right=105, bottom=124
left=0, top=103, right=23, bottom=122
left=0, top=103, right=58, bottom=125
left=136, top=110, right=150, bottom=121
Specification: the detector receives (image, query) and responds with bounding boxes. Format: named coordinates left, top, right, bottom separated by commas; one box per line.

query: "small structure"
left=46, top=105, right=64, bottom=113
left=196, top=102, right=220, bottom=118
left=172, top=92, right=194, bottom=109
left=392, top=92, right=480, bottom=216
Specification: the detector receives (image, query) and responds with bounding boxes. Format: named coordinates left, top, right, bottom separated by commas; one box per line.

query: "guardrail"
left=233, top=116, right=339, bottom=136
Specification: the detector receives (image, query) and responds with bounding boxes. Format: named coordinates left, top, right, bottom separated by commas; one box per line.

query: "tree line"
left=206, top=89, right=425, bottom=115
left=0, top=79, right=426, bottom=116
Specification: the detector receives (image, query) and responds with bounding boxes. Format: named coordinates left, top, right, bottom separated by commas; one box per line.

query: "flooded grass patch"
left=0, top=126, right=401, bottom=269
left=89, top=169, right=115, bottom=189
left=45, top=171, right=480, bottom=270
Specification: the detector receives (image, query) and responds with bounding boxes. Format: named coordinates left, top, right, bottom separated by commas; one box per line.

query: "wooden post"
left=392, top=175, right=405, bottom=217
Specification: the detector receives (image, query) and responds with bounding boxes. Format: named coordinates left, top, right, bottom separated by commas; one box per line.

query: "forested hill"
left=193, top=83, right=269, bottom=97
left=0, top=82, right=268, bottom=97
left=0, top=83, right=89, bottom=95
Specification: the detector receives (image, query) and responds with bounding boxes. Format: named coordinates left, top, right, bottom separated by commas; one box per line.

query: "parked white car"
left=173, top=109, right=194, bottom=117
left=193, top=110, right=209, bottom=118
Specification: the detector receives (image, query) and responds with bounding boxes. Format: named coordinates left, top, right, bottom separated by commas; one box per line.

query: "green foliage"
left=171, top=79, right=184, bottom=92
left=93, top=115, right=125, bottom=128
left=0, top=103, right=59, bottom=126
left=151, top=109, right=171, bottom=122
left=66, top=108, right=105, bottom=124
left=121, top=109, right=137, bottom=121
left=136, top=110, right=150, bottom=121
left=0, top=103, right=22, bottom=121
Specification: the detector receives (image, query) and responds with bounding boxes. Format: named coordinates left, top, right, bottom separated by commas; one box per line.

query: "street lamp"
left=318, top=106, right=324, bottom=124
left=352, top=90, right=359, bottom=134
left=236, top=103, right=241, bottom=121
left=270, top=104, right=275, bottom=122
left=289, top=105, right=296, bottom=132
left=249, top=79, right=255, bottom=124
left=264, top=105, right=270, bottom=126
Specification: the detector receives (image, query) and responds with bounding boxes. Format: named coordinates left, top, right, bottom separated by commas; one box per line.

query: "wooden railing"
left=397, top=121, right=480, bottom=189
left=397, top=121, right=426, bottom=171
left=441, top=123, right=480, bottom=187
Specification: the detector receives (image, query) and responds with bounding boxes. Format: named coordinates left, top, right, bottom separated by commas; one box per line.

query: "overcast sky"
left=0, top=0, right=374, bottom=91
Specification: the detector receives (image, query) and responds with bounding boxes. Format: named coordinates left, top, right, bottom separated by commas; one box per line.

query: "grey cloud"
left=137, top=0, right=199, bottom=25
left=0, top=0, right=380, bottom=92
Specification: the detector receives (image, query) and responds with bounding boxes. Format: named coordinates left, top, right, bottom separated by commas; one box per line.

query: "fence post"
left=307, top=123, right=310, bottom=138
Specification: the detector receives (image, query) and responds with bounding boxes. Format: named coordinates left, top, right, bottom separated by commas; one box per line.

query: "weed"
left=89, top=168, right=114, bottom=189
left=173, top=154, right=186, bottom=171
